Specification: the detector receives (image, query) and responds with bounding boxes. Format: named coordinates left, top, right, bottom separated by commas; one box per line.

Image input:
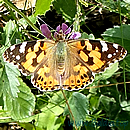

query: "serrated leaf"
left=64, top=92, right=89, bottom=125
left=4, top=78, right=35, bottom=120
left=0, top=62, right=35, bottom=120
left=35, top=0, right=53, bottom=16
left=3, top=20, right=19, bottom=46
left=102, top=25, right=130, bottom=52
left=4, top=20, right=16, bottom=37
left=0, top=20, right=21, bottom=47
left=0, top=62, right=20, bottom=97
left=53, top=0, right=76, bottom=20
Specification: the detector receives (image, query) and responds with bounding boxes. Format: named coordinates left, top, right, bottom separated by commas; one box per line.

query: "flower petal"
left=54, top=32, right=58, bottom=38
left=40, top=24, right=52, bottom=39
left=62, top=23, right=68, bottom=33
left=64, top=27, right=71, bottom=35
left=56, top=25, right=61, bottom=32
left=69, top=32, right=81, bottom=39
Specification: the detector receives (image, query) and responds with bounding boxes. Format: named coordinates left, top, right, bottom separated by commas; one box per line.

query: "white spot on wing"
left=16, top=55, right=20, bottom=60
left=113, top=44, right=118, bottom=49
left=113, top=53, right=116, bottom=56
left=107, top=54, right=112, bottom=58
left=100, top=41, right=108, bottom=52
left=116, top=50, right=118, bottom=52
left=19, top=42, right=27, bottom=53
left=10, top=45, right=15, bottom=51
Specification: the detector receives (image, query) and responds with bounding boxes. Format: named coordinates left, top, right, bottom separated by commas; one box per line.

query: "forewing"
left=3, top=40, right=55, bottom=75
left=3, top=40, right=61, bottom=91
left=67, top=39, right=127, bottom=73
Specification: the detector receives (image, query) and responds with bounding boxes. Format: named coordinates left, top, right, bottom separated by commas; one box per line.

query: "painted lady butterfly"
left=3, top=23, right=127, bottom=91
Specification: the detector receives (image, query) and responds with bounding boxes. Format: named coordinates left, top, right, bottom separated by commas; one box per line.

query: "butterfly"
left=3, top=23, right=127, bottom=91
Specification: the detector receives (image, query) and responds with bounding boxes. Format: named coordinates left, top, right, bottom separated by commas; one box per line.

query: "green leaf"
left=33, top=111, right=62, bottom=130
left=4, top=20, right=16, bottom=38
left=102, top=25, right=130, bottom=52
left=97, top=0, right=129, bottom=16
left=41, top=91, right=71, bottom=116
left=124, top=54, right=130, bottom=68
left=116, top=110, right=130, bottom=130
left=53, top=0, right=76, bottom=21
left=41, top=101, right=64, bottom=116
left=0, top=62, right=20, bottom=97
left=80, top=32, right=95, bottom=39
left=4, top=77, right=35, bottom=120
left=64, top=92, right=89, bottom=126
left=18, top=16, right=37, bottom=29
left=2, top=20, right=17, bottom=46
left=99, top=95, right=116, bottom=112
left=0, top=62, right=35, bottom=119
left=120, top=101, right=130, bottom=111
left=18, top=123, right=35, bottom=130
left=3, top=0, right=42, bottom=35
left=0, top=20, right=21, bottom=49
left=35, top=0, right=53, bottom=16
left=89, top=94, right=100, bottom=111
left=97, top=0, right=118, bottom=11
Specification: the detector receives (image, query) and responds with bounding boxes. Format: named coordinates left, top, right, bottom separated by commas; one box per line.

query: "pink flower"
left=69, top=32, right=81, bottom=39
left=40, top=24, right=52, bottom=39
left=40, top=23, right=81, bottom=40
left=56, top=23, right=71, bottom=35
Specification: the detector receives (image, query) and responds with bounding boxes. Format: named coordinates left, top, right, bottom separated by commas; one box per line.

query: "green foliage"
left=0, top=62, right=20, bottom=98
left=0, top=0, right=130, bottom=130
left=64, top=92, right=89, bottom=124
left=0, top=62, right=35, bottom=120
left=102, top=25, right=130, bottom=52
left=97, top=0, right=130, bottom=18
left=35, top=0, right=53, bottom=16
left=53, top=0, right=77, bottom=21
left=19, top=16, right=37, bottom=29
left=0, top=20, right=21, bottom=47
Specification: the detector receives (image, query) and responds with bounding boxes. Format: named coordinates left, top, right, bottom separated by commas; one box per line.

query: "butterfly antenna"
left=37, top=16, right=54, bottom=30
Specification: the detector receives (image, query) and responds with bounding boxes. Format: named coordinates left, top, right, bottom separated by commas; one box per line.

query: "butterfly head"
left=54, top=30, right=66, bottom=41
left=40, top=23, right=81, bottom=41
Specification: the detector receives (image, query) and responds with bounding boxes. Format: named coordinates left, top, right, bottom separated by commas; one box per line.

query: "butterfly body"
left=3, top=38, right=127, bottom=91
left=56, top=40, right=67, bottom=75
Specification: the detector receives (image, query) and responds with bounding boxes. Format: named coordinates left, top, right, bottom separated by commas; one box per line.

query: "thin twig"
left=85, top=81, right=130, bottom=89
